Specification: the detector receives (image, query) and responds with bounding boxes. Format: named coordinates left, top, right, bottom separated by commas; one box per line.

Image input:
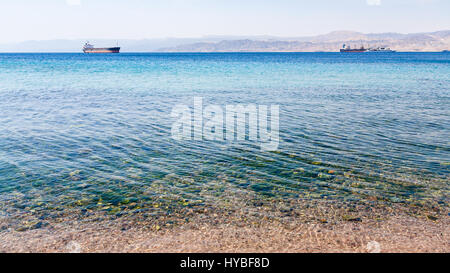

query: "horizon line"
left=0, top=51, right=448, bottom=54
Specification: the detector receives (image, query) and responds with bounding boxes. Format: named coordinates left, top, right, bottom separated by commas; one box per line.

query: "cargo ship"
left=368, top=47, right=396, bottom=52
left=340, top=44, right=367, bottom=53
left=83, top=42, right=120, bottom=53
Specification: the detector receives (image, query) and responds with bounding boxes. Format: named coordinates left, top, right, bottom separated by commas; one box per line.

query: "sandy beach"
left=1, top=199, right=448, bottom=253
left=1, top=215, right=448, bottom=253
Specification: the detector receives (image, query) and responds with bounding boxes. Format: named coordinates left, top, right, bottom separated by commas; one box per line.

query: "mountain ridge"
left=157, top=30, right=450, bottom=52
left=0, top=30, right=449, bottom=52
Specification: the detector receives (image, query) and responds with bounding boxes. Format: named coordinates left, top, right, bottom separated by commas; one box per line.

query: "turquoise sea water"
left=0, top=53, right=449, bottom=223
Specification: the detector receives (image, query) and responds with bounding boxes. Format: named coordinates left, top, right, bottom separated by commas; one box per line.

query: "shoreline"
left=1, top=199, right=448, bottom=253
left=1, top=214, right=448, bottom=253
left=0, top=51, right=448, bottom=53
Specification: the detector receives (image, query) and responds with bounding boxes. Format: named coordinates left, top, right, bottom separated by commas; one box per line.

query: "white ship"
left=368, top=47, right=396, bottom=53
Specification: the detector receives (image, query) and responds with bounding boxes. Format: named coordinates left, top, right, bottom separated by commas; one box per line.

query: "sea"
left=0, top=52, right=448, bottom=225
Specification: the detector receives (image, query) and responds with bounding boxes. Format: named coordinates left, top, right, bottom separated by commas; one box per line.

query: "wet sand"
left=0, top=215, right=448, bottom=253
left=1, top=200, right=448, bottom=253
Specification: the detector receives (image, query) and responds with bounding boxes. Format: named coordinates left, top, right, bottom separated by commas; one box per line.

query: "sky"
left=0, top=0, right=449, bottom=43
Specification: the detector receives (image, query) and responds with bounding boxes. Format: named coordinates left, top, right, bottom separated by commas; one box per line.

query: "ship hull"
left=83, top=47, right=120, bottom=54
left=340, top=49, right=367, bottom=53
left=368, top=50, right=396, bottom=53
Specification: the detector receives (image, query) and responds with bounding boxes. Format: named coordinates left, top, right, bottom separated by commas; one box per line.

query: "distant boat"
left=340, top=44, right=367, bottom=53
left=443, top=50, right=450, bottom=53
left=83, top=42, right=120, bottom=54
left=368, top=47, right=396, bottom=53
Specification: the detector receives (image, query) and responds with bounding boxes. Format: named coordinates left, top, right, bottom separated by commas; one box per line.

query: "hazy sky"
left=0, top=0, right=449, bottom=43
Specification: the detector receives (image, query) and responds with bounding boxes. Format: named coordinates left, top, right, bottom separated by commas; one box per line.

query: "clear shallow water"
left=0, top=53, right=449, bottom=222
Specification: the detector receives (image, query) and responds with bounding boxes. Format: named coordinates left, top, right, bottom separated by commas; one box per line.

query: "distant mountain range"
left=157, top=31, right=450, bottom=52
left=1, top=31, right=449, bottom=52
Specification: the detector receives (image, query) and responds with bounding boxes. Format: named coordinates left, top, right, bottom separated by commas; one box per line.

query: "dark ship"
left=83, top=42, right=120, bottom=53
left=340, top=44, right=367, bottom=53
